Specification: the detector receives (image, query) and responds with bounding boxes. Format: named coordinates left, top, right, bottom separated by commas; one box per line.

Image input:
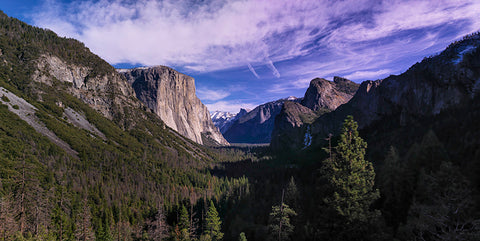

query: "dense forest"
left=1, top=10, right=480, bottom=241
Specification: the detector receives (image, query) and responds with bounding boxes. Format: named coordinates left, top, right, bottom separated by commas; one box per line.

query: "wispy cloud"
left=196, top=88, right=230, bottom=101
left=344, top=69, right=392, bottom=81
left=267, top=59, right=281, bottom=78
left=29, top=0, right=480, bottom=111
left=247, top=63, right=260, bottom=79
left=205, top=100, right=257, bottom=113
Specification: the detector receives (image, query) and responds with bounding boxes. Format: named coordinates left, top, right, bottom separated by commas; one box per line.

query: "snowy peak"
left=211, top=109, right=250, bottom=134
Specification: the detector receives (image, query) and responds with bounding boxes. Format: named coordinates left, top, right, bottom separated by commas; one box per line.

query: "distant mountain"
left=120, top=66, right=229, bottom=146
left=274, top=32, right=480, bottom=155
left=271, top=77, right=359, bottom=151
left=211, top=108, right=249, bottom=134
left=223, top=97, right=299, bottom=143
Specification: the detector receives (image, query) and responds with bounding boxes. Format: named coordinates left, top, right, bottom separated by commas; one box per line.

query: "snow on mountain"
left=211, top=109, right=249, bottom=134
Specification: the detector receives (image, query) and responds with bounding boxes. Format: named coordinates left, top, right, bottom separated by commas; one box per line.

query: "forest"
left=1, top=9, right=480, bottom=241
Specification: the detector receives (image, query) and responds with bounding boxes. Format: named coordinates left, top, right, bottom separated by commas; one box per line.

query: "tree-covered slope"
left=0, top=11, right=249, bottom=240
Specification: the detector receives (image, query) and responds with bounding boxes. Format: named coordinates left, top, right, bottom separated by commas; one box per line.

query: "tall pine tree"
left=205, top=201, right=223, bottom=241
left=322, top=115, right=379, bottom=223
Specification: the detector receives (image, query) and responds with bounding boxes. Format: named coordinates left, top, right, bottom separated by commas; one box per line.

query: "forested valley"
left=1, top=9, right=480, bottom=241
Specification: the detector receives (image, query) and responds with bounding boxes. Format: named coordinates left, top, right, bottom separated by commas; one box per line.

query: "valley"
left=1, top=5, right=480, bottom=241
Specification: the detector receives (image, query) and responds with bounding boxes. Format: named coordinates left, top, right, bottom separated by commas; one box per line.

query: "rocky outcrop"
left=120, top=66, right=229, bottom=146
left=301, top=76, right=359, bottom=111
left=223, top=97, right=299, bottom=143
left=307, top=33, right=480, bottom=148
left=33, top=54, right=140, bottom=123
left=270, top=77, right=359, bottom=151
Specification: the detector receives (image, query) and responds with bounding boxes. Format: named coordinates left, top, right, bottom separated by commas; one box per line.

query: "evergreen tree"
left=400, top=162, right=480, bottom=240
left=322, top=116, right=379, bottom=223
left=379, top=146, right=412, bottom=234
left=268, top=203, right=297, bottom=241
left=284, top=177, right=298, bottom=209
left=239, top=232, right=247, bottom=241
left=177, top=205, right=191, bottom=241
left=205, top=201, right=223, bottom=241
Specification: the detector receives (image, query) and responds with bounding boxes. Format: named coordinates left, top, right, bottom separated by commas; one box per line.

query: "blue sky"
left=2, top=0, right=480, bottom=113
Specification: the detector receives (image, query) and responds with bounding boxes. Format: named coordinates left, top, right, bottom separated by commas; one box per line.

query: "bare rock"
left=120, top=66, right=229, bottom=146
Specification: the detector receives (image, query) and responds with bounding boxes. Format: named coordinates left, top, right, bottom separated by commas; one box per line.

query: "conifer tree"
left=284, top=177, right=298, bottom=209
left=239, top=232, right=247, bottom=241
left=205, top=201, right=223, bottom=241
left=379, top=146, right=412, bottom=233
left=268, top=203, right=297, bottom=241
left=322, top=116, right=379, bottom=223
left=178, top=205, right=191, bottom=241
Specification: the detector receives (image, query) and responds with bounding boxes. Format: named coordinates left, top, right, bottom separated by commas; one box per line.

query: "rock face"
left=270, top=101, right=317, bottom=151
left=301, top=77, right=359, bottom=111
left=33, top=54, right=140, bottom=123
left=270, top=77, right=359, bottom=151
left=307, top=33, right=480, bottom=148
left=223, top=97, right=299, bottom=143
left=120, top=66, right=229, bottom=146
left=211, top=108, right=249, bottom=134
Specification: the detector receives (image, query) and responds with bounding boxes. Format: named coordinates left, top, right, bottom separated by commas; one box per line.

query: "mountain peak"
left=301, top=77, right=359, bottom=111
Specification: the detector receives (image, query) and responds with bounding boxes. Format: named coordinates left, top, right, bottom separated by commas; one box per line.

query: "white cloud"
left=196, top=88, right=230, bottom=101
left=344, top=69, right=392, bottom=81
left=267, top=59, right=281, bottom=78
left=31, top=0, right=480, bottom=96
left=31, top=0, right=373, bottom=72
left=205, top=100, right=257, bottom=113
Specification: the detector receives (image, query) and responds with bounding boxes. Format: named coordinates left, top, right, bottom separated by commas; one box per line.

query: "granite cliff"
left=120, top=66, right=228, bottom=146
left=301, top=76, right=359, bottom=111
left=271, top=77, right=359, bottom=151
left=305, top=33, right=480, bottom=151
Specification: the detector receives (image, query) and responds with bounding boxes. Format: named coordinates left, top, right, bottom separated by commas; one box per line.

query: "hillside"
left=0, top=11, right=248, bottom=240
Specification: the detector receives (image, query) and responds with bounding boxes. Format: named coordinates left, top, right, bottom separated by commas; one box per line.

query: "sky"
left=2, top=0, right=480, bottom=113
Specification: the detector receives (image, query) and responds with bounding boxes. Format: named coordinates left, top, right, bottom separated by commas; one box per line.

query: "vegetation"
left=1, top=9, right=480, bottom=241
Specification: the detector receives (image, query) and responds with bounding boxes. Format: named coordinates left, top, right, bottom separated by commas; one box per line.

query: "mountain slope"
left=120, top=66, right=229, bottom=146
left=308, top=33, right=480, bottom=150
left=0, top=11, right=246, bottom=240
left=270, top=77, right=359, bottom=151
left=223, top=97, right=298, bottom=143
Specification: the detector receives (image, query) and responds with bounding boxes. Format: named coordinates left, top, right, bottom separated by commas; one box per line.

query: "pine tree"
left=379, top=146, right=412, bottom=233
left=284, top=177, right=298, bottom=209
left=238, top=232, right=247, bottom=241
left=268, top=203, right=297, bottom=241
left=176, top=205, right=191, bottom=241
left=322, top=115, right=379, bottom=223
left=205, top=201, right=223, bottom=241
